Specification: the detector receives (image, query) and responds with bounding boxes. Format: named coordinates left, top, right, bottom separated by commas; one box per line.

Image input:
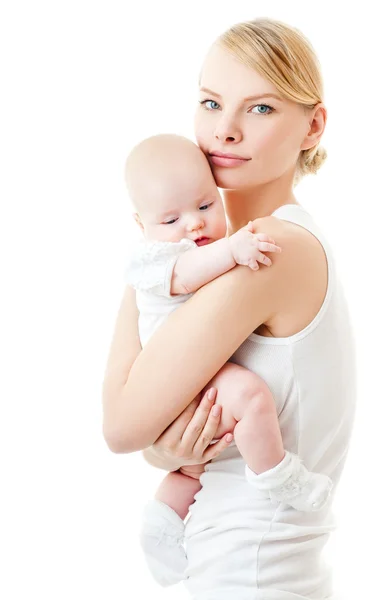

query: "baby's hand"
left=228, top=221, right=282, bottom=270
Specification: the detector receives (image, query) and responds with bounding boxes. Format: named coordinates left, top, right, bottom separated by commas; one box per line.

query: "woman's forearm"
left=102, top=285, right=142, bottom=449
left=104, top=283, right=248, bottom=452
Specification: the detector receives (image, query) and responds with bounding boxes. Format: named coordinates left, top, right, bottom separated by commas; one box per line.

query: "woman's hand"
left=148, top=387, right=234, bottom=472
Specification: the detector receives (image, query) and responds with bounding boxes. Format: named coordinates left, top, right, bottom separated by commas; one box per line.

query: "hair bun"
left=294, top=146, right=327, bottom=186
left=304, top=146, right=327, bottom=174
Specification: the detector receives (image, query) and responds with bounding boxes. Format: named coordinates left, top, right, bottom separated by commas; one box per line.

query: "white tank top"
left=183, top=203, right=357, bottom=600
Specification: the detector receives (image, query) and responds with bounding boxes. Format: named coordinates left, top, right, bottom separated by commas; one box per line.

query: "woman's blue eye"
left=200, top=99, right=220, bottom=110
left=251, top=104, right=274, bottom=115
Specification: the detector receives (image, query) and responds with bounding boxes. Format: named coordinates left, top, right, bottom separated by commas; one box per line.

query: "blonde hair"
left=218, top=18, right=327, bottom=185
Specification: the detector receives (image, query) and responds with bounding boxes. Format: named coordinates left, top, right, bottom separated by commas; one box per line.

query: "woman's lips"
left=209, top=153, right=250, bottom=168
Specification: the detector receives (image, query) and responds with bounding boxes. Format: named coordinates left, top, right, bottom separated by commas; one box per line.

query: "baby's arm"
left=171, top=221, right=281, bottom=295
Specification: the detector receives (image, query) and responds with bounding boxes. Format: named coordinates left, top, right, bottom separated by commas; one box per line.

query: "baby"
left=123, top=134, right=333, bottom=587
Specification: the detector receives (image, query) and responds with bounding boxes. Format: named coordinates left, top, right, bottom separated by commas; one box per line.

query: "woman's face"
left=194, top=43, right=314, bottom=190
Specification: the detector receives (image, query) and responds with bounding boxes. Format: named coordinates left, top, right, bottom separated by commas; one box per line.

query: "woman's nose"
left=214, top=116, right=242, bottom=143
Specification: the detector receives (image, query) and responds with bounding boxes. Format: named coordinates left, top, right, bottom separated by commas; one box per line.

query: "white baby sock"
left=245, top=450, right=333, bottom=511
left=139, top=498, right=188, bottom=586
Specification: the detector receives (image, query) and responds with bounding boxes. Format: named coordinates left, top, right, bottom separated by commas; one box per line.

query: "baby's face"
left=137, top=168, right=227, bottom=246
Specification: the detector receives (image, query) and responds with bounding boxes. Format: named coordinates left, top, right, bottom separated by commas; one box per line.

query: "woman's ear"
left=301, top=103, right=327, bottom=151
left=133, top=212, right=144, bottom=231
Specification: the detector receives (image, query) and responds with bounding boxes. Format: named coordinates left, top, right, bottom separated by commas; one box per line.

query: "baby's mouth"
left=195, top=237, right=211, bottom=246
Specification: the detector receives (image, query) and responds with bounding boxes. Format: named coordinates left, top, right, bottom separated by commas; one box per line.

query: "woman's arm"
left=142, top=387, right=234, bottom=471
left=103, top=216, right=322, bottom=453
left=102, top=285, right=142, bottom=442
left=101, top=284, right=229, bottom=470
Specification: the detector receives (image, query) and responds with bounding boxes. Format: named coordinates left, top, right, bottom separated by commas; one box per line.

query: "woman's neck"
left=223, top=172, right=298, bottom=234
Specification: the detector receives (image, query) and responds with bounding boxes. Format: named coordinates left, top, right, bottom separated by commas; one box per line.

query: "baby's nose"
left=188, top=218, right=204, bottom=231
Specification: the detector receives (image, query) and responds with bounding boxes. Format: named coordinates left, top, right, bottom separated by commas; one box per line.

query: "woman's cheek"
left=194, top=129, right=206, bottom=152
left=194, top=114, right=209, bottom=149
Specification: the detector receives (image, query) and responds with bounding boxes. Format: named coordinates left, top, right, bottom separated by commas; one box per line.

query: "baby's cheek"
left=212, top=216, right=228, bottom=240
left=146, top=224, right=177, bottom=243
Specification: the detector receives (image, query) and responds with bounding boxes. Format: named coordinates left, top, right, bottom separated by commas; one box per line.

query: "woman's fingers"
left=153, top=386, right=234, bottom=466
left=156, top=393, right=205, bottom=454
left=180, top=388, right=219, bottom=451
left=191, top=399, right=224, bottom=455
left=202, top=433, right=234, bottom=463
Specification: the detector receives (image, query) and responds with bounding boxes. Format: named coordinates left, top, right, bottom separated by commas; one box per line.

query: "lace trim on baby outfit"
left=245, top=450, right=333, bottom=512
left=124, top=238, right=196, bottom=298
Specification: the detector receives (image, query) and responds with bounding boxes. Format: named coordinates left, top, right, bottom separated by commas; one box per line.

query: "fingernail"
left=225, top=434, right=233, bottom=443
left=208, top=388, right=216, bottom=401
left=211, top=405, right=220, bottom=416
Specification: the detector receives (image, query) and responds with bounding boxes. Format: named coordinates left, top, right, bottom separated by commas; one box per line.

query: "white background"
left=1, top=1, right=388, bottom=598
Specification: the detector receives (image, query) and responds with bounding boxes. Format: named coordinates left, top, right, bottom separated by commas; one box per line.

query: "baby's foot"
left=245, top=450, right=333, bottom=512
left=139, top=498, right=188, bottom=586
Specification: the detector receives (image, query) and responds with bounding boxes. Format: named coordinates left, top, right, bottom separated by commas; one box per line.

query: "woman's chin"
left=211, top=169, right=248, bottom=190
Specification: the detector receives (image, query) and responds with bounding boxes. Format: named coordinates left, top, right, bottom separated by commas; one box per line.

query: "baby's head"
left=124, top=134, right=227, bottom=245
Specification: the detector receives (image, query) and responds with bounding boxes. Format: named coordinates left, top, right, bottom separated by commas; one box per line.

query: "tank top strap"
left=271, top=204, right=333, bottom=265
left=271, top=204, right=327, bottom=247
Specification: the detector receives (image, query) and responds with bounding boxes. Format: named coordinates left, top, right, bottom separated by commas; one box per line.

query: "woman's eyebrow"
left=199, top=87, right=222, bottom=98
left=243, top=93, right=283, bottom=102
left=199, top=87, right=283, bottom=102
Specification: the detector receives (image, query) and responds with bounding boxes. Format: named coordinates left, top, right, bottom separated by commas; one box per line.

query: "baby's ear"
left=133, top=212, right=144, bottom=231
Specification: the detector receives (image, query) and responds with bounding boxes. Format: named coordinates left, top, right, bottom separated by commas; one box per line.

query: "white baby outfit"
left=125, top=237, right=196, bottom=347
left=125, top=204, right=357, bottom=599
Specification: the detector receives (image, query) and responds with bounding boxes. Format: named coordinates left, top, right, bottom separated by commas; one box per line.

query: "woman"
left=102, top=18, right=356, bottom=599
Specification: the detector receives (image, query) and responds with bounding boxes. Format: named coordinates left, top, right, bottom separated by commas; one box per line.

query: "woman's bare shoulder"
left=253, top=214, right=315, bottom=243
left=250, top=215, right=328, bottom=337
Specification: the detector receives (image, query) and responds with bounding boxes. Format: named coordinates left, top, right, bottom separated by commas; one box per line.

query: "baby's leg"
left=139, top=471, right=200, bottom=587
left=203, top=362, right=333, bottom=512
left=154, top=470, right=202, bottom=520
left=147, top=363, right=262, bottom=520
left=201, top=361, right=278, bottom=443
left=140, top=367, right=276, bottom=587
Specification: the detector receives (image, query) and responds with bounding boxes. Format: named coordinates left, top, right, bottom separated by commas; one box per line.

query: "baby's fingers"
left=255, top=233, right=277, bottom=244
left=256, top=252, right=272, bottom=267
left=258, top=242, right=282, bottom=254
left=248, top=258, right=260, bottom=270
